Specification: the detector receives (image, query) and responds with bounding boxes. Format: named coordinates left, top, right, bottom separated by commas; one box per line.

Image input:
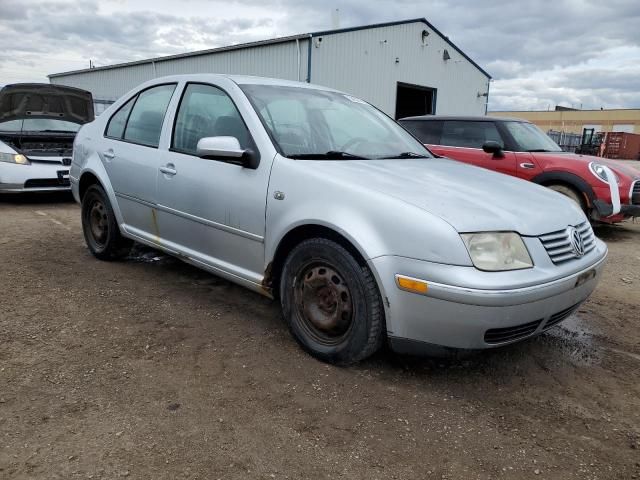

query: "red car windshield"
left=503, top=121, right=563, bottom=153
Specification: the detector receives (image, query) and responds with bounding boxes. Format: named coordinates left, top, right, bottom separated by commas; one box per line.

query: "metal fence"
left=547, top=130, right=582, bottom=152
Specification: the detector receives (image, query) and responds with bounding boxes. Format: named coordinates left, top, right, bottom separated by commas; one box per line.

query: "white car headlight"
left=461, top=232, right=533, bottom=271
left=0, top=152, right=29, bottom=165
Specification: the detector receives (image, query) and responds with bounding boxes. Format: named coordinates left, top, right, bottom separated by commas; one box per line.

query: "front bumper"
left=593, top=199, right=640, bottom=218
left=371, top=243, right=607, bottom=353
left=0, top=159, right=71, bottom=193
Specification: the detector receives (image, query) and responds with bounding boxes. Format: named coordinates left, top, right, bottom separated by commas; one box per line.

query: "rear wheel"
left=81, top=184, right=132, bottom=260
left=547, top=184, right=586, bottom=212
left=279, top=238, right=384, bottom=365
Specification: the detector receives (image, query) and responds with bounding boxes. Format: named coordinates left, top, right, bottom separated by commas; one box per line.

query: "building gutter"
left=306, top=34, right=313, bottom=83
left=485, top=79, right=490, bottom=115
left=295, top=39, right=301, bottom=81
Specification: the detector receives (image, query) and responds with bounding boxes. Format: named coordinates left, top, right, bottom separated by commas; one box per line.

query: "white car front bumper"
left=0, top=157, right=71, bottom=192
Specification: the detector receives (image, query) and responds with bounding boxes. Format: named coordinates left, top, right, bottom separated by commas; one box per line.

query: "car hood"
left=309, top=157, right=586, bottom=236
left=535, top=152, right=640, bottom=179
left=0, top=83, right=94, bottom=125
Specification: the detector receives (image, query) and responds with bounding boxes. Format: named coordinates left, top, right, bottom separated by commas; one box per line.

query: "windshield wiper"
left=385, top=152, right=429, bottom=159
left=526, top=149, right=552, bottom=152
left=40, top=129, right=77, bottom=133
left=288, top=151, right=369, bottom=160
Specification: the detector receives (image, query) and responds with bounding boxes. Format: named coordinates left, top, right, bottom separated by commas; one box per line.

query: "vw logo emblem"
left=568, top=226, right=585, bottom=257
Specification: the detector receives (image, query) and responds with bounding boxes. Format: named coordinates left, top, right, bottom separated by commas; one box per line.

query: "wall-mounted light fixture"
left=442, top=49, right=451, bottom=61
left=421, top=29, right=429, bottom=46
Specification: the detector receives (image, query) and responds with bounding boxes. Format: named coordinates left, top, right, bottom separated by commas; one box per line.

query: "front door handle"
left=159, top=163, right=177, bottom=176
left=102, top=149, right=115, bottom=160
left=519, top=162, right=536, bottom=169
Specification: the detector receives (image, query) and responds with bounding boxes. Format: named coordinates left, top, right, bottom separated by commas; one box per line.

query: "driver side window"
left=172, top=83, right=251, bottom=155
left=441, top=121, right=504, bottom=149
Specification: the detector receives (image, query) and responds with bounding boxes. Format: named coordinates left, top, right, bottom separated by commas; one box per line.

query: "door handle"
left=159, top=163, right=177, bottom=176
left=519, top=162, right=536, bottom=169
left=102, top=149, right=115, bottom=160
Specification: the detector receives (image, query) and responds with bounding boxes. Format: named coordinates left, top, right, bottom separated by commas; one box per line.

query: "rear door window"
left=122, top=84, right=176, bottom=147
left=440, top=121, right=503, bottom=149
left=402, top=120, right=443, bottom=144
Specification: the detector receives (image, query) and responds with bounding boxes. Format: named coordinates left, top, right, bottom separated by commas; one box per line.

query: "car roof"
left=399, top=115, right=528, bottom=123
left=138, top=73, right=341, bottom=92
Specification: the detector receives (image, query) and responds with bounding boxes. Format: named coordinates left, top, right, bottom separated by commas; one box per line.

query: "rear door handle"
left=102, top=149, right=115, bottom=160
left=159, top=163, right=177, bottom=176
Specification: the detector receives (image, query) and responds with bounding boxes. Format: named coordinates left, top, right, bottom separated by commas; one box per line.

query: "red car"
left=399, top=116, right=640, bottom=223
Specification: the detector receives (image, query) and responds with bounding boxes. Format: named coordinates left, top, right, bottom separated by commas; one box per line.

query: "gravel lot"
left=0, top=192, right=639, bottom=480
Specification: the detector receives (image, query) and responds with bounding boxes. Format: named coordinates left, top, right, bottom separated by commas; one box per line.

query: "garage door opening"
left=395, top=82, right=436, bottom=120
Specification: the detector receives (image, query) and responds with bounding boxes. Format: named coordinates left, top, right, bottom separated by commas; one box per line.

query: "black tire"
left=279, top=238, right=384, bottom=365
left=81, top=184, right=132, bottom=260
left=547, top=184, right=586, bottom=212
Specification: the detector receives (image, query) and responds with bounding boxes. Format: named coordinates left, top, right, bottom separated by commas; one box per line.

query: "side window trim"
left=103, top=82, right=178, bottom=149
left=169, top=81, right=258, bottom=162
left=104, top=94, right=137, bottom=140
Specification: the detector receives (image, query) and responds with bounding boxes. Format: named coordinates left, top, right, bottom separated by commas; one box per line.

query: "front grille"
left=24, top=178, right=70, bottom=188
left=484, top=319, right=543, bottom=344
left=539, top=222, right=596, bottom=264
left=632, top=181, right=640, bottom=205
left=544, top=303, right=580, bottom=330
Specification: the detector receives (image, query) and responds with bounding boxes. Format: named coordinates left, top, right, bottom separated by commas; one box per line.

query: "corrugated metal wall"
left=309, top=22, right=488, bottom=116
left=51, top=41, right=310, bottom=106
left=50, top=21, right=488, bottom=117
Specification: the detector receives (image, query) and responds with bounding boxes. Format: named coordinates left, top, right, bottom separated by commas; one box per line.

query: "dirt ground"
left=0, top=193, right=639, bottom=480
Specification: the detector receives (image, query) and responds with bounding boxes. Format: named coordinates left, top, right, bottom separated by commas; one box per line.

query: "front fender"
left=264, top=157, right=472, bottom=268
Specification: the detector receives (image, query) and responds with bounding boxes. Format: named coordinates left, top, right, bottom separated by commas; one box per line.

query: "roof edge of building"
left=48, top=18, right=490, bottom=80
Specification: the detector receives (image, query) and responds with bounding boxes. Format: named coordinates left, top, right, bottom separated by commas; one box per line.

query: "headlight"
left=589, top=162, right=618, bottom=185
left=461, top=232, right=533, bottom=271
left=0, top=152, right=29, bottom=165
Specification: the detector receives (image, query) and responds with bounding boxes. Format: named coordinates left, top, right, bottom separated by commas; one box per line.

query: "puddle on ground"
left=126, top=245, right=171, bottom=264
left=543, top=314, right=602, bottom=367
left=545, top=313, right=640, bottom=366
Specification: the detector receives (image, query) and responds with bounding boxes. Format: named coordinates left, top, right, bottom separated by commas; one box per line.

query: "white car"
left=0, top=83, right=94, bottom=193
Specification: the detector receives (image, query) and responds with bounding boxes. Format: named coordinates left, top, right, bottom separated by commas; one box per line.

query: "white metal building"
left=48, top=18, right=491, bottom=118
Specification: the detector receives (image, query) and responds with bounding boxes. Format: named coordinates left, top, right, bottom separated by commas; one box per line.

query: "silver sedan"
left=70, top=74, right=607, bottom=364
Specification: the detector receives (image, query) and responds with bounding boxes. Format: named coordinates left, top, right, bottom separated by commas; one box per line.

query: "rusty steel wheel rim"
left=89, top=200, right=108, bottom=246
left=293, top=262, right=354, bottom=345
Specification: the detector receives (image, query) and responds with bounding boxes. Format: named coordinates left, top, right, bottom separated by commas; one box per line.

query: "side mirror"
left=482, top=140, right=504, bottom=158
left=196, top=136, right=260, bottom=169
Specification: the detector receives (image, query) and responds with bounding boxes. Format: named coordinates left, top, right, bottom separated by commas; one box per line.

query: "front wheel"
left=547, top=184, right=586, bottom=212
left=81, top=184, right=132, bottom=260
left=279, top=238, right=384, bottom=365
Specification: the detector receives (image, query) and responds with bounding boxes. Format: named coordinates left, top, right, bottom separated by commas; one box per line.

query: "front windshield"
left=504, top=121, right=563, bottom=152
left=240, top=84, right=432, bottom=159
left=0, top=118, right=82, bottom=133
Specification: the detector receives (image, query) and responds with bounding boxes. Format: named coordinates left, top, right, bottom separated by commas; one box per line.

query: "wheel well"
left=266, top=224, right=367, bottom=299
left=78, top=172, right=101, bottom=200
left=539, top=180, right=590, bottom=209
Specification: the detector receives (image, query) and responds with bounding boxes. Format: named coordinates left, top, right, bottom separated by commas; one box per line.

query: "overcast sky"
left=1, top=0, right=639, bottom=111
